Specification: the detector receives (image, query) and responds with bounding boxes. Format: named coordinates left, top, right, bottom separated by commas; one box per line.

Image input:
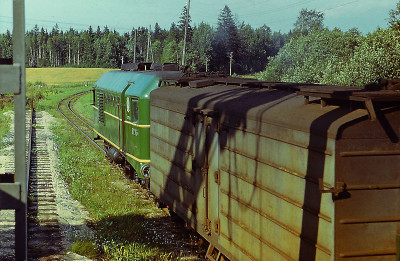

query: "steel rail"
left=27, top=101, right=34, bottom=190
left=57, top=91, right=106, bottom=154
left=67, top=93, right=97, bottom=131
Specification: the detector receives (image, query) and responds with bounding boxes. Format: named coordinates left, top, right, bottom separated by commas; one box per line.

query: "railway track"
left=0, top=110, right=32, bottom=260
left=27, top=110, right=64, bottom=259
left=57, top=91, right=106, bottom=154
left=1, top=103, right=92, bottom=260
left=57, top=92, right=206, bottom=259
left=0, top=109, right=64, bottom=260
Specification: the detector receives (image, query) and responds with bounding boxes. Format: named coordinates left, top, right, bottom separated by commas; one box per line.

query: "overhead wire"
left=249, top=0, right=362, bottom=28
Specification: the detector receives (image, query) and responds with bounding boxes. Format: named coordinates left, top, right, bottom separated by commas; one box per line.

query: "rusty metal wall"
left=216, top=111, right=336, bottom=260
left=149, top=85, right=340, bottom=260
left=150, top=103, right=206, bottom=231
left=334, top=108, right=400, bottom=260
left=149, top=82, right=400, bottom=261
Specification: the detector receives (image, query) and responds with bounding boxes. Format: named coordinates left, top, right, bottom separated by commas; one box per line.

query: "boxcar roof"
left=93, top=70, right=183, bottom=97
left=150, top=83, right=370, bottom=140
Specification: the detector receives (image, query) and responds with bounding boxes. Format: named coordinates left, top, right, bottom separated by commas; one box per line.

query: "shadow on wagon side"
left=150, top=78, right=400, bottom=261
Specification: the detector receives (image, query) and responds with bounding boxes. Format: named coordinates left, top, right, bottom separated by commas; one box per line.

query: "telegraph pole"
left=229, top=52, right=233, bottom=76
left=146, top=25, right=151, bottom=62
left=133, top=29, right=137, bottom=63
left=182, top=0, right=191, bottom=66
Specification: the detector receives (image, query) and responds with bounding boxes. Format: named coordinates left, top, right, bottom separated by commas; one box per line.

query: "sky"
left=0, top=0, right=397, bottom=35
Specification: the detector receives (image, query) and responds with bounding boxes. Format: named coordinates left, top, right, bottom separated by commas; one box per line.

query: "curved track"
left=57, top=91, right=106, bottom=154
left=55, top=91, right=208, bottom=259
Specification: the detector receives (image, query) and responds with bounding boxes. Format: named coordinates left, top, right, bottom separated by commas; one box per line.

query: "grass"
left=18, top=68, right=203, bottom=260
left=1, top=67, right=108, bottom=145
left=72, top=92, right=94, bottom=121
left=53, top=95, right=201, bottom=260
left=0, top=95, right=13, bottom=148
left=0, top=109, right=12, bottom=148
left=71, top=240, right=100, bottom=259
left=26, top=68, right=115, bottom=84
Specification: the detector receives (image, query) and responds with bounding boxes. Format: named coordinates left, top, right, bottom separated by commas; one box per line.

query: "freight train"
left=92, top=62, right=400, bottom=260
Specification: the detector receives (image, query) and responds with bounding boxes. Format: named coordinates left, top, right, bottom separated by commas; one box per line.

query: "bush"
left=259, top=28, right=359, bottom=84
left=334, top=28, right=400, bottom=86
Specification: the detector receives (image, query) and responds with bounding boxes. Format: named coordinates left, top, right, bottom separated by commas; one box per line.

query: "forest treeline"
left=0, top=5, right=287, bottom=75
left=1, top=3, right=400, bottom=86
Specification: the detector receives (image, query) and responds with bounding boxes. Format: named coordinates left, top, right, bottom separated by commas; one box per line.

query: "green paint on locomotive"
left=92, top=70, right=182, bottom=177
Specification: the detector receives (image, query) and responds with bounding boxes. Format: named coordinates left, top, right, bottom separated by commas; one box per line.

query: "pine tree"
left=213, top=5, right=242, bottom=72
left=177, top=6, right=192, bottom=42
left=153, top=22, right=167, bottom=42
left=82, top=26, right=95, bottom=66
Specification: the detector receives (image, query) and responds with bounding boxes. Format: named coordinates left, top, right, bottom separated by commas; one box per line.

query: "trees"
left=239, top=24, right=274, bottom=73
left=0, top=4, right=294, bottom=72
left=81, top=26, right=95, bottom=66
left=389, top=1, right=400, bottom=31
left=177, top=6, right=192, bottom=42
left=161, top=40, right=179, bottom=64
left=191, top=22, right=214, bottom=71
left=0, top=30, right=13, bottom=58
left=293, top=9, right=324, bottom=37
left=334, top=28, right=400, bottom=86
left=213, top=5, right=242, bottom=73
left=260, top=28, right=359, bottom=84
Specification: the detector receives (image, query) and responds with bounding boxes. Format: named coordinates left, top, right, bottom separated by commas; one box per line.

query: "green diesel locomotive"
left=92, top=63, right=183, bottom=183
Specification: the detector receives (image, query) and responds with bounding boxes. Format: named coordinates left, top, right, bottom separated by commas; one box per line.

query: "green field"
left=26, top=68, right=115, bottom=84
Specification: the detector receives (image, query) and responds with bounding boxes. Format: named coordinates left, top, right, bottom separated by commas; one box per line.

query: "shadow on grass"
left=91, top=212, right=206, bottom=260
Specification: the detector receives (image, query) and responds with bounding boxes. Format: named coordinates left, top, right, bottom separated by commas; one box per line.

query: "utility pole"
left=133, top=29, right=137, bottom=63
left=181, top=0, right=191, bottom=66
left=146, top=27, right=151, bottom=62
left=146, top=26, right=151, bottom=62
left=205, top=55, right=210, bottom=72
left=229, top=52, right=233, bottom=76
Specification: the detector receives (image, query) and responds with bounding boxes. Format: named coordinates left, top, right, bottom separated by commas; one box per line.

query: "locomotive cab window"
left=131, top=98, right=139, bottom=122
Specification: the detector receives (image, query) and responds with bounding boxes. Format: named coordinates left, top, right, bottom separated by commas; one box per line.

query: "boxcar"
left=92, top=63, right=183, bottom=179
left=149, top=78, right=400, bottom=260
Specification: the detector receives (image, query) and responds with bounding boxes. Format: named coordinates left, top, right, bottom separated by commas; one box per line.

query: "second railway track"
left=57, top=91, right=106, bottom=154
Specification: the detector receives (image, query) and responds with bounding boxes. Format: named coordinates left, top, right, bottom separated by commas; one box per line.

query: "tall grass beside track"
left=12, top=68, right=204, bottom=260
left=0, top=107, right=12, bottom=148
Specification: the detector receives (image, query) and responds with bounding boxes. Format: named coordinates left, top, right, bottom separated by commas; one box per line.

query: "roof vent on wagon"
left=121, top=62, right=179, bottom=72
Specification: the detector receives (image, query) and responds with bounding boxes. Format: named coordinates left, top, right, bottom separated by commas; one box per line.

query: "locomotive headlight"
left=141, top=164, right=150, bottom=178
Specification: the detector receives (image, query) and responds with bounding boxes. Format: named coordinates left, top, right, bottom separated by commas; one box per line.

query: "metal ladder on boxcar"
left=0, top=1, right=27, bottom=260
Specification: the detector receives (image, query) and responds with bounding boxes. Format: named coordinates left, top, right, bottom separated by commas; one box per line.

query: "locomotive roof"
left=93, top=70, right=184, bottom=98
